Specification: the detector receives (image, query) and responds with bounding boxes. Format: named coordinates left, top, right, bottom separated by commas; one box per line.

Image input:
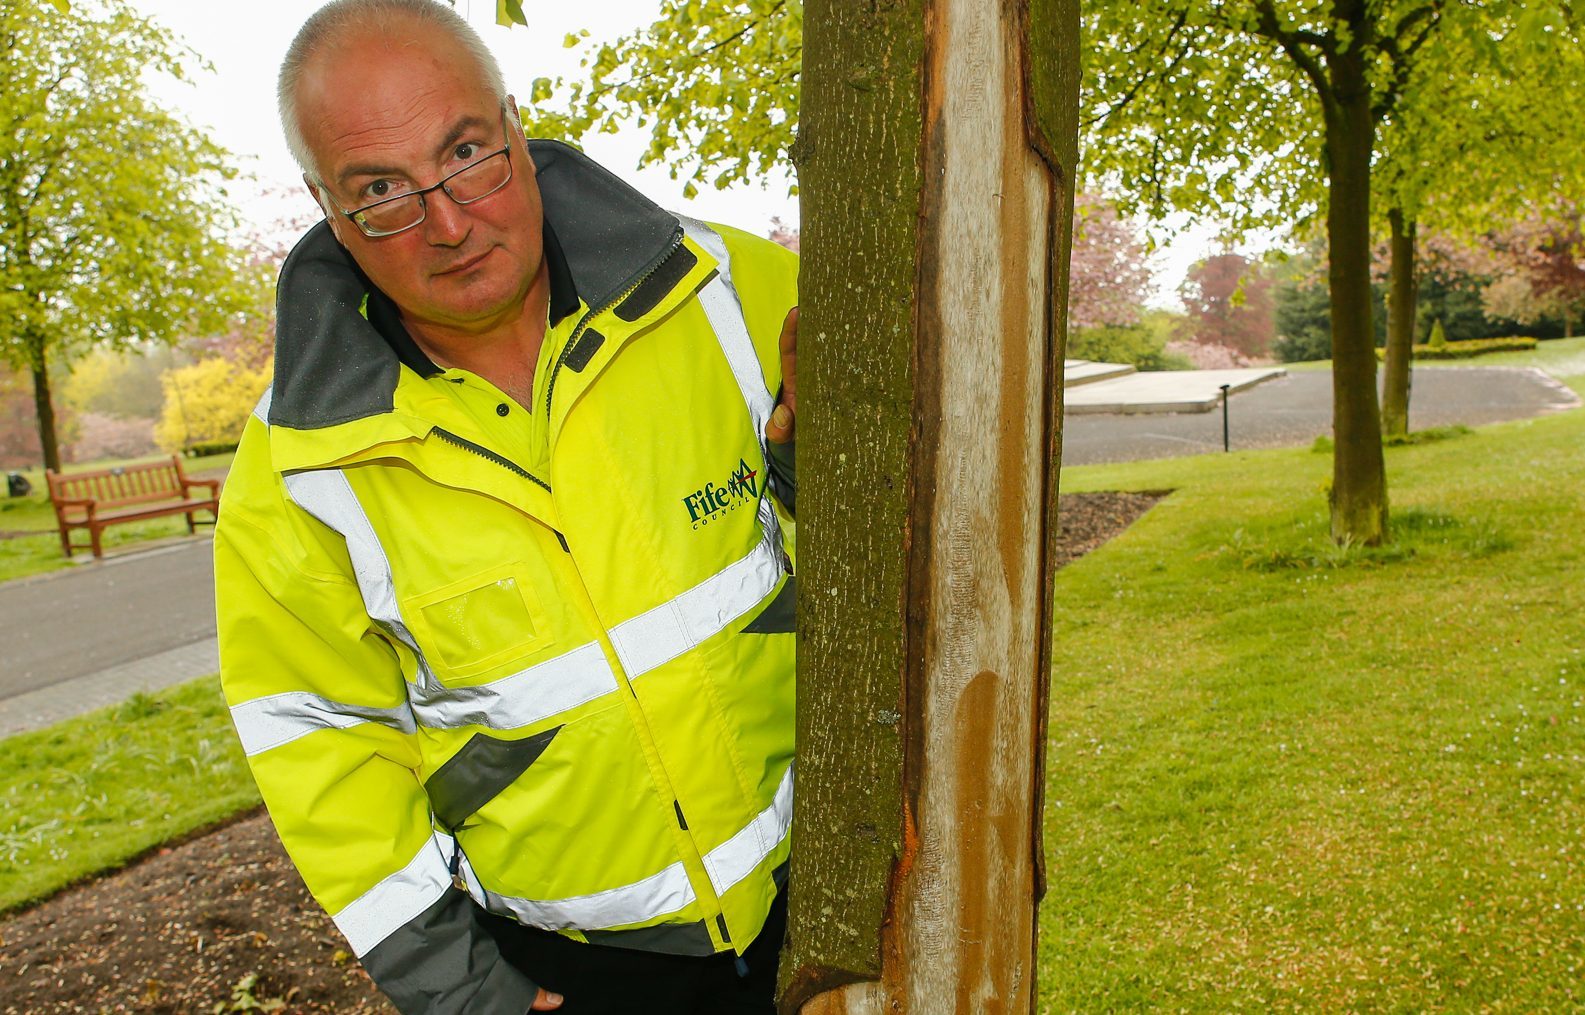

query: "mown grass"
left=0, top=676, right=258, bottom=913
left=1283, top=334, right=1585, bottom=378
left=1040, top=398, right=1585, bottom=1010
left=0, top=451, right=234, bottom=583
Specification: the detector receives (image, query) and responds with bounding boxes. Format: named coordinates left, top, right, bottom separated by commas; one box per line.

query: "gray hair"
left=279, top=0, right=509, bottom=180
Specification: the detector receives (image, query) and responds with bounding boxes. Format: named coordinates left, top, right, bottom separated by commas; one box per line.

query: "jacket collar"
left=267, top=139, right=684, bottom=435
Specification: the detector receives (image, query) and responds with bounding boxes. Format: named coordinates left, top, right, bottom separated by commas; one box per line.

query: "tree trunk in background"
left=1322, top=61, right=1388, bottom=546
left=1380, top=208, right=1418, bottom=438
left=30, top=346, right=61, bottom=473
left=783, top=0, right=1078, bottom=1011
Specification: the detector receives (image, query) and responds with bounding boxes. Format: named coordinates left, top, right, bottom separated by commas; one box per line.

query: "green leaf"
left=495, top=0, right=526, bottom=28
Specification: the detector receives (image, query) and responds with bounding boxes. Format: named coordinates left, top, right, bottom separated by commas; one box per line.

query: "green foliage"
left=1376, top=335, right=1538, bottom=361
left=62, top=345, right=178, bottom=421
left=514, top=0, right=801, bottom=194
left=1382, top=423, right=1474, bottom=447
left=0, top=0, right=251, bottom=467
left=1045, top=387, right=1585, bottom=1011
left=1427, top=317, right=1449, bottom=349
left=1067, top=320, right=1187, bottom=372
left=0, top=675, right=258, bottom=912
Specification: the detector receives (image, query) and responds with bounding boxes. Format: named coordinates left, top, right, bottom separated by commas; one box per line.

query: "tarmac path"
left=1063, top=365, right=1579, bottom=466
left=0, top=538, right=217, bottom=737
left=0, top=364, right=1575, bottom=737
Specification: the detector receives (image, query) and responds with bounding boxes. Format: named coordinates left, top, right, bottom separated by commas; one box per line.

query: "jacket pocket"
left=404, top=562, right=552, bottom=683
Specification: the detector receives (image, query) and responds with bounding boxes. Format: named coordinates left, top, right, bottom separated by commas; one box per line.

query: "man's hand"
left=766, top=306, right=797, bottom=445
left=531, top=987, right=564, bottom=1010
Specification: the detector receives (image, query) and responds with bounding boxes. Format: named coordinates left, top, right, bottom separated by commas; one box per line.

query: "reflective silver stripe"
left=605, top=219, right=787, bottom=680
left=252, top=386, right=273, bottom=424
left=229, top=690, right=416, bottom=757
left=283, top=468, right=618, bottom=733
left=608, top=536, right=784, bottom=679
left=677, top=217, right=776, bottom=449
left=702, top=764, right=794, bottom=897
left=334, top=831, right=454, bottom=957
left=460, top=852, right=696, bottom=932
left=457, top=766, right=793, bottom=932
left=283, top=469, right=420, bottom=653
left=407, top=642, right=618, bottom=730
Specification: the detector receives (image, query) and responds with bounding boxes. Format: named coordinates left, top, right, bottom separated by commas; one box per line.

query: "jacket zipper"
left=544, top=227, right=687, bottom=421
left=430, top=427, right=551, bottom=492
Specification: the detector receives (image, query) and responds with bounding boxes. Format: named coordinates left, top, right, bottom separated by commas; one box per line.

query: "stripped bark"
left=783, top=0, right=1079, bottom=1011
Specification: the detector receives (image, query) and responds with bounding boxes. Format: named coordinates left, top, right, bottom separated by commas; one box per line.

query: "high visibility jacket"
left=216, top=140, right=797, bottom=1015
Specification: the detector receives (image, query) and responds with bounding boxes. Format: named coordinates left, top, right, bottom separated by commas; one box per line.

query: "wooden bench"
left=47, top=456, right=220, bottom=559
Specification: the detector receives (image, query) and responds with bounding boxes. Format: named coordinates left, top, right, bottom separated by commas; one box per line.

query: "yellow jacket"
left=216, top=140, right=797, bottom=1014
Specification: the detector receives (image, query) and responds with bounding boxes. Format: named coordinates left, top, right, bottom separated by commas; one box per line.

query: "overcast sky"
left=127, top=0, right=1246, bottom=307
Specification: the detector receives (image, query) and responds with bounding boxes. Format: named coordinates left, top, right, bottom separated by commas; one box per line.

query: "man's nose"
left=422, top=187, right=472, bottom=245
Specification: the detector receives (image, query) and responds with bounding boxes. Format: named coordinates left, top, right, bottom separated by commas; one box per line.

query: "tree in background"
left=0, top=0, right=249, bottom=473
left=63, top=346, right=180, bottom=425
left=1083, top=0, right=1581, bottom=545
left=1178, top=252, right=1276, bottom=360
left=0, top=366, right=44, bottom=470
left=1068, top=193, right=1155, bottom=330
left=1373, top=24, right=1585, bottom=436
left=1481, top=209, right=1585, bottom=338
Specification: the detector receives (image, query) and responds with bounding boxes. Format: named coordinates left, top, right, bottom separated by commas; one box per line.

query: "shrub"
left=1374, top=336, right=1537, bottom=361
left=1068, top=323, right=1187, bottom=371
left=156, top=357, right=271, bottom=453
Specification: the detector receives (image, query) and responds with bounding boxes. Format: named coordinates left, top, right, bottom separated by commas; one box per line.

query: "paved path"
left=1063, top=366, right=1579, bottom=466
left=0, top=537, right=218, bottom=737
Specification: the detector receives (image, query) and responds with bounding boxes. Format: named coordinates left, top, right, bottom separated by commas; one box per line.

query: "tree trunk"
left=1380, top=207, right=1417, bottom=438
left=784, top=0, right=1079, bottom=1011
left=30, top=345, right=61, bottom=473
left=1322, top=69, right=1388, bottom=546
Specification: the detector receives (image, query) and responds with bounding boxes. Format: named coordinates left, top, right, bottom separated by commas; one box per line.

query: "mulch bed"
left=0, top=490, right=1164, bottom=1014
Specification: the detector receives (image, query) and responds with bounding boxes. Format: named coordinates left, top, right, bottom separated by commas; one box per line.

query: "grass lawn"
left=0, top=676, right=257, bottom=913
left=1282, top=334, right=1585, bottom=376
left=1040, top=392, right=1585, bottom=1008
left=0, top=451, right=234, bottom=584
left=5, top=356, right=1583, bottom=1011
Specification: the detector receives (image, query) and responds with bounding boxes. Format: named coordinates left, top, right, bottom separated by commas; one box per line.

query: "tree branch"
left=1373, top=2, right=1443, bottom=122
left=1081, top=8, right=1192, bottom=129
left=1252, top=0, right=1335, bottom=115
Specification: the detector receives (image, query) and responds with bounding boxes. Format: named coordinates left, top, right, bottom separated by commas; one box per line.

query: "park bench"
left=46, top=456, right=219, bottom=559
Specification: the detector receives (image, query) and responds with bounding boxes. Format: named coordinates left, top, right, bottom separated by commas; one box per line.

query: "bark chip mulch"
left=0, top=490, right=1163, bottom=1014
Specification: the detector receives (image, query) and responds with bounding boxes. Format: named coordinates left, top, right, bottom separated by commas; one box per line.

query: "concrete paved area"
left=1063, top=365, right=1579, bottom=466
left=1067, top=367, right=1289, bottom=414
left=1064, top=359, right=1136, bottom=386
left=0, top=536, right=218, bottom=737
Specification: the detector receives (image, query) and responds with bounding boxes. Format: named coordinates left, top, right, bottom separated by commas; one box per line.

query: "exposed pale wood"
left=786, top=0, right=1079, bottom=1010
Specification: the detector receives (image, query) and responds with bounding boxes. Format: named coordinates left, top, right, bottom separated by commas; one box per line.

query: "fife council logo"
left=682, top=458, right=760, bottom=529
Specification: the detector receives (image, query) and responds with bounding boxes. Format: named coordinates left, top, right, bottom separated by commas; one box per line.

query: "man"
left=215, top=2, right=798, bottom=1012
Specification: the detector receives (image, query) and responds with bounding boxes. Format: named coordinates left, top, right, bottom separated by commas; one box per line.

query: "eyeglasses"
left=327, top=115, right=515, bottom=238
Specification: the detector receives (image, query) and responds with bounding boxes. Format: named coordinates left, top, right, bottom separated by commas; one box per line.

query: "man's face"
left=295, top=25, right=544, bottom=334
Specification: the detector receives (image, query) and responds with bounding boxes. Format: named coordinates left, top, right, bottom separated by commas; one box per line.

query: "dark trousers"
left=485, top=888, right=787, bottom=1014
